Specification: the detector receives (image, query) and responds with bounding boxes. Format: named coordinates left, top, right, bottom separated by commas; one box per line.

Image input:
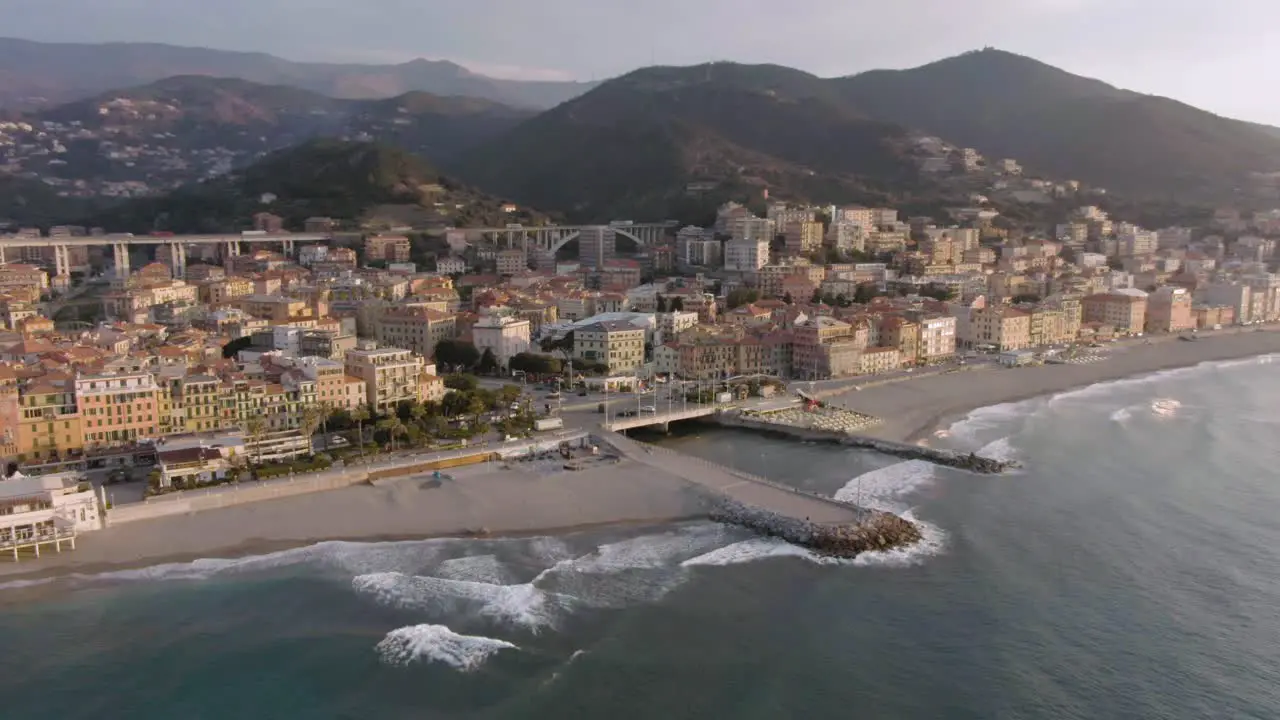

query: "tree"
left=726, top=288, right=759, bottom=310
left=783, top=292, right=794, bottom=305
left=670, top=297, right=684, bottom=312
left=221, top=336, right=252, bottom=359
left=499, top=384, right=523, bottom=407
left=853, top=283, right=881, bottom=304
left=377, top=416, right=407, bottom=452
left=919, top=286, right=958, bottom=302
left=242, top=415, right=267, bottom=473
left=434, top=339, right=480, bottom=370
left=298, top=403, right=325, bottom=450
left=444, top=373, right=479, bottom=392
left=351, top=405, right=371, bottom=460
left=656, top=296, right=669, bottom=312
left=540, top=331, right=574, bottom=359
left=477, top=348, right=499, bottom=374
left=1011, top=293, right=1042, bottom=305
left=811, top=288, right=824, bottom=304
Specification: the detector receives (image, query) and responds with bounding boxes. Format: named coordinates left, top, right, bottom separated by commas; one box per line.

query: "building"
left=1082, top=291, right=1148, bottom=334
left=916, top=315, right=958, bottom=364
left=16, top=378, right=83, bottom=463
left=365, top=235, right=412, bottom=264
left=0, top=472, right=102, bottom=558
left=76, top=371, right=161, bottom=450
left=574, top=320, right=647, bottom=374
left=1203, top=282, right=1253, bottom=324
left=792, top=316, right=859, bottom=379
left=497, top=249, right=528, bottom=276
left=437, top=256, right=467, bottom=275
left=1145, top=286, right=1194, bottom=333
left=343, top=347, right=427, bottom=412
left=967, top=306, right=1032, bottom=351
left=827, top=223, right=866, bottom=254
left=724, top=238, right=770, bottom=272
left=579, top=226, right=617, bottom=270
left=471, top=315, right=531, bottom=368
left=374, top=309, right=457, bottom=359
left=784, top=220, right=824, bottom=256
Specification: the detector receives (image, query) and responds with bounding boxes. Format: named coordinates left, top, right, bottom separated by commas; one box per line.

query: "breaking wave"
left=352, top=572, right=569, bottom=632
left=375, top=624, right=517, bottom=670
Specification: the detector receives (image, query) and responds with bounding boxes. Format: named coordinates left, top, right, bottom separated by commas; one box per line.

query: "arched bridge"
left=469, top=221, right=676, bottom=255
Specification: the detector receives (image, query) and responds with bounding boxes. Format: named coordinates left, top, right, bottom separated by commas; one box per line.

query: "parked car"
left=640, top=405, right=656, bottom=413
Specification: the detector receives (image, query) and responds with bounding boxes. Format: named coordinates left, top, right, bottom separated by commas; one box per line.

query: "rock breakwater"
left=708, top=498, right=924, bottom=558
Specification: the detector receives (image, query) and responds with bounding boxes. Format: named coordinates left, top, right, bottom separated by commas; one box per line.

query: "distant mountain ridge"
left=80, top=139, right=544, bottom=234
left=0, top=37, right=597, bottom=110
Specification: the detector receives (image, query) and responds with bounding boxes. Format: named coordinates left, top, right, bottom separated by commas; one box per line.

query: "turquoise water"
left=3, top=355, right=1280, bottom=719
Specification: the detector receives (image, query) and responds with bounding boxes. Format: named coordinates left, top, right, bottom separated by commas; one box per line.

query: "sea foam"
left=352, top=572, right=569, bottom=631
left=375, top=623, right=517, bottom=670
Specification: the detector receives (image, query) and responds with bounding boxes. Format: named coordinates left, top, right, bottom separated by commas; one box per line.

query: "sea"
left=4, top=355, right=1280, bottom=719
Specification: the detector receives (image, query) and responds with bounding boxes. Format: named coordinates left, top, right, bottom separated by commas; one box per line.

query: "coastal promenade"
left=601, top=431, right=865, bottom=525
left=106, top=430, right=589, bottom=525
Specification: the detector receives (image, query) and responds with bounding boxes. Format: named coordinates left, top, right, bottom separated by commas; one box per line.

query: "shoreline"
left=0, top=459, right=709, bottom=586
left=828, top=329, right=1280, bottom=446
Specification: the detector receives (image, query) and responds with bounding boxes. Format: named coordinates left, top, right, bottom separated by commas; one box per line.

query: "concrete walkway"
left=601, top=431, right=863, bottom=525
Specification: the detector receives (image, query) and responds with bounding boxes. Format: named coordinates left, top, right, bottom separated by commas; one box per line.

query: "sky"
left=5, top=0, right=1280, bottom=124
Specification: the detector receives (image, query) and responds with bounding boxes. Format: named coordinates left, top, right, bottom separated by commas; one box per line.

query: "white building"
left=0, top=472, right=102, bottom=559
left=655, top=310, right=699, bottom=345
left=827, top=223, right=866, bottom=254
left=724, top=238, right=770, bottom=272
left=727, top=216, right=775, bottom=243
left=472, top=315, right=531, bottom=368
left=436, top=256, right=466, bottom=275
left=918, top=315, right=958, bottom=362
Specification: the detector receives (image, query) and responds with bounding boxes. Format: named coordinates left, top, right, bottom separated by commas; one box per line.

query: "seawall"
left=714, top=413, right=1015, bottom=473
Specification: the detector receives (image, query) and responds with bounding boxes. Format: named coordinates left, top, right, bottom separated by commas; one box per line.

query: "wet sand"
left=0, top=459, right=705, bottom=584
left=832, top=329, right=1280, bottom=444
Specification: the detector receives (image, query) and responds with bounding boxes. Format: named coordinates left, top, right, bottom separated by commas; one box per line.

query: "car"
left=639, top=405, right=656, bottom=413
left=327, top=436, right=350, bottom=448
left=616, top=409, right=637, bottom=417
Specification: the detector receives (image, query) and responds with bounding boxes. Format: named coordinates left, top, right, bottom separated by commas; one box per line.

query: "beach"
left=0, top=458, right=705, bottom=584
left=832, top=328, right=1280, bottom=443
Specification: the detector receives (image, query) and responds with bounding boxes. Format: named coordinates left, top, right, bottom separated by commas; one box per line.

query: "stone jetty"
left=716, top=411, right=1018, bottom=474
left=709, top=498, right=923, bottom=558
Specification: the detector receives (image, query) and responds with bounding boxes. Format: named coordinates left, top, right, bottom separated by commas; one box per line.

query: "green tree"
left=477, top=348, right=499, bottom=374
left=540, top=331, right=575, bottom=359
left=221, top=336, right=253, bottom=359
left=853, top=283, right=881, bottom=304
left=656, top=296, right=668, bottom=312
left=670, top=297, right=684, bottom=312
left=298, top=403, right=325, bottom=451
left=444, top=373, right=479, bottom=392
left=351, top=404, right=371, bottom=459
left=434, top=339, right=480, bottom=370
left=377, top=416, right=407, bottom=452
left=783, top=292, right=794, bottom=305
left=811, top=288, right=824, bottom=304
left=499, top=384, right=523, bottom=407
left=242, top=415, right=268, bottom=473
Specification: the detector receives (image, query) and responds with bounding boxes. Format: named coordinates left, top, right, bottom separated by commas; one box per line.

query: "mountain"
left=835, top=48, right=1280, bottom=200
left=0, top=37, right=596, bottom=110
left=79, top=139, right=544, bottom=233
left=0, top=175, right=96, bottom=228
left=451, top=63, right=925, bottom=222
left=9, top=75, right=533, bottom=199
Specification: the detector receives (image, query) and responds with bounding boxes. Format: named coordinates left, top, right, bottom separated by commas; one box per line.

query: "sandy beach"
left=833, top=328, right=1280, bottom=443
left=0, top=458, right=705, bottom=583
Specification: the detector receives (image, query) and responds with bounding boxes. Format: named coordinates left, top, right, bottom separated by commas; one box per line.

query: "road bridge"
left=605, top=405, right=722, bottom=432
left=465, top=221, right=677, bottom=257
left=0, top=232, right=331, bottom=279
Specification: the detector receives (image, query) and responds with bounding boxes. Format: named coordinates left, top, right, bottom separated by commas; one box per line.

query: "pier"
left=1, top=527, right=77, bottom=561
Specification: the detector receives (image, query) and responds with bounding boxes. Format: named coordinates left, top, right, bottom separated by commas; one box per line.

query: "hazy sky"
left=6, top=0, right=1280, bottom=123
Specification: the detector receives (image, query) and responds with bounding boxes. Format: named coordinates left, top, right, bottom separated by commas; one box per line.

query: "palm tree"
left=242, top=415, right=267, bottom=477
left=377, top=416, right=407, bottom=452
left=298, top=403, right=325, bottom=453
left=351, top=405, right=371, bottom=461
left=409, top=402, right=430, bottom=445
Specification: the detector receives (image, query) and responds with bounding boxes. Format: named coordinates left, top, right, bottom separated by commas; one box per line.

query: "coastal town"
left=2, top=184, right=1280, bottom=562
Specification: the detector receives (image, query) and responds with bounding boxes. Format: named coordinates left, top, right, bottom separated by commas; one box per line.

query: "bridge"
left=467, top=221, right=677, bottom=256
left=0, top=232, right=331, bottom=279
left=605, top=405, right=722, bottom=432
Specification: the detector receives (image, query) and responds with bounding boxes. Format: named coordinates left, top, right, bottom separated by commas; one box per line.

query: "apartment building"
left=574, top=320, right=646, bottom=374
left=1145, top=286, right=1194, bottom=333
left=200, top=277, right=254, bottom=305
left=579, top=226, right=616, bottom=270
left=365, top=235, right=412, bottom=264
left=77, top=371, right=161, bottom=449
left=16, top=378, right=82, bottom=462
left=724, top=238, right=770, bottom=272
left=497, top=249, right=528, bottom=276
left=344, top=347, right=426, bottom=412
left=1082, top=291, right=1148, bottom=334
left=792, top=316, right=859, bottom=379
left=967, top=306, right=1032, bottom=351
left=783, top=220, right=824, bottom=256
left=472, top=315, right=531, bottom=368
left=374, top=309, right=457, bottom=359
left=758, top=258, right=826, bottom=299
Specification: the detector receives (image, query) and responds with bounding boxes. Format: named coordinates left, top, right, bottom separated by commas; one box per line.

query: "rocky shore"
left=708, top=498, right=923, bottom=559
